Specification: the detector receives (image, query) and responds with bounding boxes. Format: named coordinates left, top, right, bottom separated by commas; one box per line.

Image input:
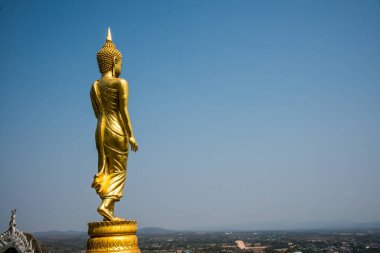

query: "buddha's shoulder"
left=91, top=80, right=99, bottom=86
left=111, top=78, right=128, bottom=90
left=114, top=78, right=128, bottom=86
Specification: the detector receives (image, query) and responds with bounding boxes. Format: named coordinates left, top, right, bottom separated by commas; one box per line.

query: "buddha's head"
left=97, top=28, right=123, bottom=76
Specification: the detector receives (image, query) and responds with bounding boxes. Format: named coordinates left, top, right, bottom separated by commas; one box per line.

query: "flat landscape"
left=36, top=228, right=380, bottom=253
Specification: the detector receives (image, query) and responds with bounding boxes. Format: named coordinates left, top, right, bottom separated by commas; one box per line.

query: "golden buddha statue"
left=90, top=28, right=138, bottom=221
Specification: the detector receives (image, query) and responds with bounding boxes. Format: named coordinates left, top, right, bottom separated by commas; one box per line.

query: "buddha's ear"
left=112, top=56, right=117, bottom=66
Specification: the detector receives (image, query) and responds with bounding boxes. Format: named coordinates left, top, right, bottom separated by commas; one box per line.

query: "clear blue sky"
left=0, top=0, right=379, bottom=232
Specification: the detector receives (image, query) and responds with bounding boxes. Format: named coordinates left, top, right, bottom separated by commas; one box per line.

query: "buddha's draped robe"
left=90, top=79, right=129, bottom=201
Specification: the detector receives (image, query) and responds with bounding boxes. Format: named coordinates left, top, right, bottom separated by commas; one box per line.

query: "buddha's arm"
left=119, top=79, right=134, bottom=139
left=90, top=82, right=100, bottom=119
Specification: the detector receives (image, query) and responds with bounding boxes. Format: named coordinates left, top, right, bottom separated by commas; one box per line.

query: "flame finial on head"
left=107, top=27, right=112, bottom=41
left=9, top=209, right=16, bottom=234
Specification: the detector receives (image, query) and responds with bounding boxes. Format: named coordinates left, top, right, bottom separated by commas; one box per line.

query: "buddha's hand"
left=129, top=137, right=139, bottom=152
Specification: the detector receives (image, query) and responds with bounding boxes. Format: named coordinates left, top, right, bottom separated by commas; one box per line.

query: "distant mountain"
left=289, top=221, right=380, bottom=230
left=33, top=230, right=86, bottom=238
left=188, top=221, right=380, bottom=231
left=138, top=227, right=178, bottom=235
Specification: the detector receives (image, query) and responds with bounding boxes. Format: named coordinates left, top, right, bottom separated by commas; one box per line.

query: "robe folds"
left=90, top=80, right=129, bottom=201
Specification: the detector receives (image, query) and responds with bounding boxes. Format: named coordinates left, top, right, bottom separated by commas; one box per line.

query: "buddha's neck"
left=101, top=71, right=114, bottom=78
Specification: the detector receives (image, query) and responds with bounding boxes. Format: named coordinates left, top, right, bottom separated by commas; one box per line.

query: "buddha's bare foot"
left=97, top=199, right=113, bottom=221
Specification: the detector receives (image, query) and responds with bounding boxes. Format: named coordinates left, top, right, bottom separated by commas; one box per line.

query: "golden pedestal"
left=87, top=220, right=140, bottom=253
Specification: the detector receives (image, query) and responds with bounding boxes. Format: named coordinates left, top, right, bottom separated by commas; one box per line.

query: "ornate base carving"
left=87, top=220, right=140, bottom=253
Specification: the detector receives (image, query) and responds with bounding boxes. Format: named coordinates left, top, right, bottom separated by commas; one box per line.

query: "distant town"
left=35, top=228, right=380, bottom=253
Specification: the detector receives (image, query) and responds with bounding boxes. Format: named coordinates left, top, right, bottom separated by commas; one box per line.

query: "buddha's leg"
left=98, top=153, right=127, bottom=221
left=106, top=152, right=127, bottom=221
left=97, top=128, right=128, bottom=221
left=98, top=198, right=113, bottom=221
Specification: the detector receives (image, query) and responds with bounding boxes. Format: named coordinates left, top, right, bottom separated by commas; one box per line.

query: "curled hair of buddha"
left=97, top=28, right=123, bottom=74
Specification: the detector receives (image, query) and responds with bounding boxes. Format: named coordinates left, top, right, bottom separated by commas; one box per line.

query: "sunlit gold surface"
left=87, top=28, right=140, bottom=253
left=90, top=28, right=138, bottom=221
left=87, top=221, right=140, bottom=253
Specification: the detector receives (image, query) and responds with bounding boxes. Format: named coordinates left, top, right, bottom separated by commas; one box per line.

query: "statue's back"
left=95, top=78, right=126, bottom=137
